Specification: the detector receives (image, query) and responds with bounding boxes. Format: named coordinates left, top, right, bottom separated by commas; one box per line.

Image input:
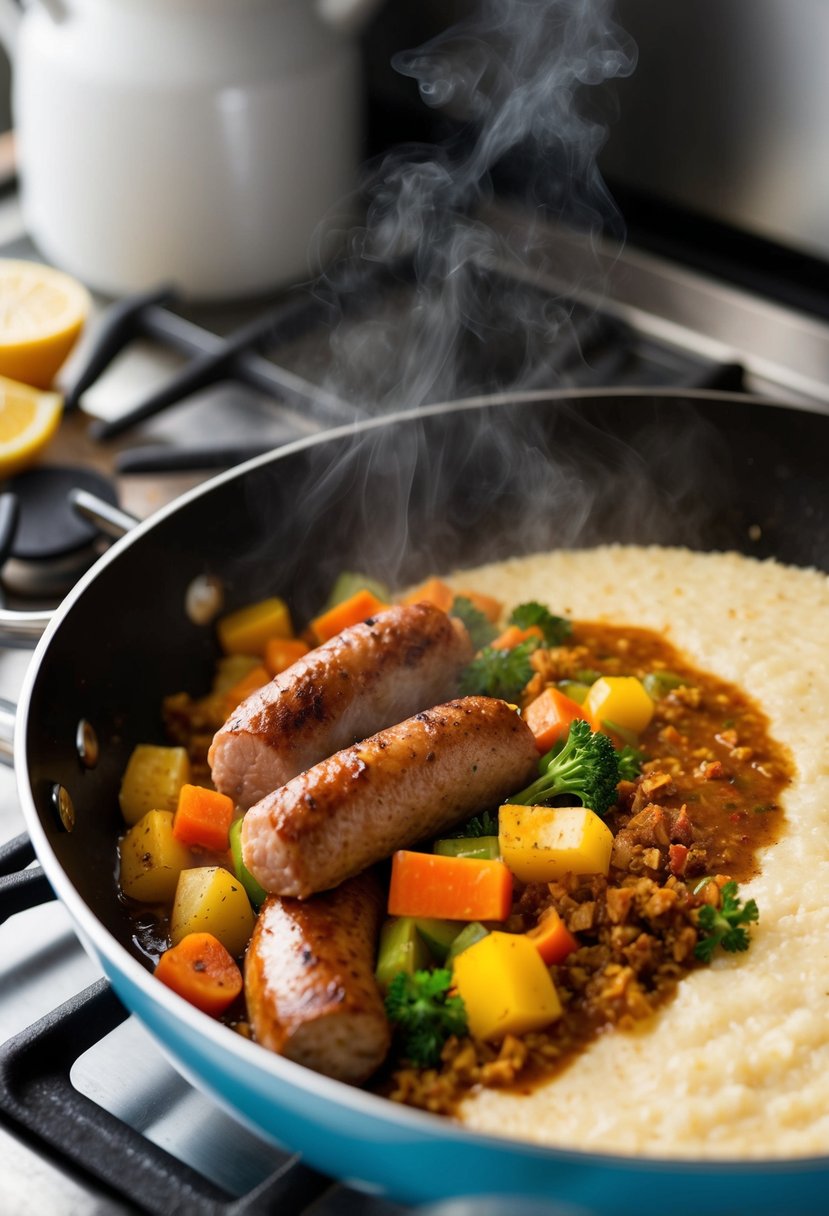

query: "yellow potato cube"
left=217, top=596, right=292, bottom=656
left=498, top=804, right=613, bottom=883
left=453, top=931, right=562, bottom=1041
left=584, top=675, right=654, bottom=734
left=170, top=866, right=256, bottom=957
left=118, top=744, right=191, bottom=825
left=119, top=810, right=192, bottom=903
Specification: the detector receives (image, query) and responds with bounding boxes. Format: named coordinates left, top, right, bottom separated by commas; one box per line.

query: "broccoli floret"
left=508, top=601, right=572, bottom=646
left=694, top=881, right=759, bottom=964
left=451, top=596, right=498, bottom=650
left=384, top=969, right=468, bottom=1067
left=507, top=719, right=621, bottom=818
left=459, top=638, right=538, bottom=700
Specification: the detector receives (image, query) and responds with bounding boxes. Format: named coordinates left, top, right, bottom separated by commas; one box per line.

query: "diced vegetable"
left=118, top=744, right=191, bottom=825
left=526, top=908, right=580, bottom=965
left=375, top=917, right=431, bottom=988
left=433, top=836, right=500, bottom=860
left=309, top=588, right=388, bottom=643
left=498, top=804, right=614, bottom=883
left=557, top=679, right=591, bottom=704
left=584, top=676, right=654, bottom=735
left=154, top=932, right=243, bottom=1017
left=401, top=577, right=455, bottom=612
left=217, top=596, right=292, bottom=656
left=413, top=918, right=464, bottom=963
left=119, top=810, right=192, bottom=902
left=452, top=931, right=562, bottom=1041
left=490, top=624, right=543, bottom=651
left=223, top=664, right=270, bottom=714
left=173, top=784, right=235, bottom=853
left=643, top=670, right=693, bottom=700
left=229, top=817, right=268, bottom=909
left=170, top=866, right=256, bottom=956
left=523, top=686, right=598, bottom=754
left=388, top=851, right=513, bottom=922
left=263, top=637, right=310, bottom=676
left=211, top=654, right=261, bottom=695
left=445, top=921, right=489, bottom=966
left=325, top=571, right=390, bottom=609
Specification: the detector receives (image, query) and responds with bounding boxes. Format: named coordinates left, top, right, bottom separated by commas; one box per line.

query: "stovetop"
left=2, top=186, right=829, bottom=1215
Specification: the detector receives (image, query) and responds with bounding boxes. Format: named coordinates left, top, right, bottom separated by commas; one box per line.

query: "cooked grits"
left=441, top=545, right=829, bottom=1159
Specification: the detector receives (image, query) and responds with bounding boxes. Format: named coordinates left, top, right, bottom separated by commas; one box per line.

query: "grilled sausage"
left=209, top=601, right=474, bottom=810
left=244, top=870, right=390, bottom=1084
left=241, top=695, right=539, bottom=898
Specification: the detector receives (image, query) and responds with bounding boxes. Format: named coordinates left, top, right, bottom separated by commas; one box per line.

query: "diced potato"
left=170, top=866, right=256, bottom=957
left=452, top=931, right=562, bottom=1041
left=119, top=744, right=191, bottom=826
left=498, top=804, right=613, bottom=883
left=584, top=675, right=654, bottom=734
left=119, top=810, right=192, bottom=903
left=217, top=596, right=292, bottom=656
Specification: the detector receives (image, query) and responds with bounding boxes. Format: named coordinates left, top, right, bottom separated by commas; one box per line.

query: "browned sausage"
left=209, top=601, right=473, bottom=809
left=241, top=696, right=539, bottom=898
left=244, top=870, right=390, bottom=1084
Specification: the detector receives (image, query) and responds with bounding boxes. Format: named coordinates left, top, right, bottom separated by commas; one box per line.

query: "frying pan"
left=13, top=388, right=829, bottom=1214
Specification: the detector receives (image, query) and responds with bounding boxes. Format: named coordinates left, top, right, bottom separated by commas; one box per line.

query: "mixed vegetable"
left=115, top=569, right=789, bottom=1107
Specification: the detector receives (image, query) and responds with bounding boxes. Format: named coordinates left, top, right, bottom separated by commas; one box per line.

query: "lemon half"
left=0, top=259, right=91, bottom=389
left=0, top=374, right=62, bottom=479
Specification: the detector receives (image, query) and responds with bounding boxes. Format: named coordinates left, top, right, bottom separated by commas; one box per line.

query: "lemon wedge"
left=0, top=259, right=91, bottom=389
left=0, top=374, right=62, bottom=479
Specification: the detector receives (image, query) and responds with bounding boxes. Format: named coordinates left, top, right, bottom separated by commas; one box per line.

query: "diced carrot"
left=523, top=686, right=598, bottom=754
left=526, top=908, right=580, bottom=966
left=309, top=588, right=388, bottom=644
left=456, top=589, right=503, bottom=622
left=264, top=636, right=310, bottom=676
left=173, top=784, right=235, bottom=853
left=154, top=932, right=243, bottom=1016
left=222, top=663, right=270, bottom=714
left=401, top=577, right=455, bottom=613
left=388, top=850, right=513, bottom=922
left=490, top=624, right=544, bottom=651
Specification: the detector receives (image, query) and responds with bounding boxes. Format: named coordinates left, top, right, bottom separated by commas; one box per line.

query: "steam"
left=313, top=0, right=637, bottom=411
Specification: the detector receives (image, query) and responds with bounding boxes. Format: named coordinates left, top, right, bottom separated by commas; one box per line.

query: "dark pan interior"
left=24, top=391, right=829, bottom=946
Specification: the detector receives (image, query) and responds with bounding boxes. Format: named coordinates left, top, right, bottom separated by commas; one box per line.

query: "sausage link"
left=244, top=870, right=390, bottom=1083
left=241, top=696, right=539, bottom=898
left=209, top=601, right=473, bottom=809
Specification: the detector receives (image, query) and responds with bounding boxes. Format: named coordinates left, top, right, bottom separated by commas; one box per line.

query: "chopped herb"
left=448, top=808, right=499, bottom=838
left=508, top=601, right=572, bottom=646
left=450, top=596, right=498, bottom=650
left=694, top=881, right=759, bottom=964
left=384, top=968, right=468, bottom=1067
left=459, top=638, right=538, bottom=700
left=616, top=743, right=645, bottom=782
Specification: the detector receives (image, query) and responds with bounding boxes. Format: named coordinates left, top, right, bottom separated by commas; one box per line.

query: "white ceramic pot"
left=0, top=0, right=380, bottom=299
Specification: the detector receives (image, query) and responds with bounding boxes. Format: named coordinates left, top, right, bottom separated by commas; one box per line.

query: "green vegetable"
left=508, top=601, right=572, bottom=646
left=413, top=918, right=464, bottom=963
left=557, top=679, right=591, bottom=705
left=447, top=809, right=499, bottom=838
left=376, top=918, right=431, bottom=988
left=643, top=670, right=692, bottom=700
left=694, top=881, right=759, bottom=964
left=616, top=743, right=645, bottom=781
left=229, top=817, right=267, bottom=909
left=325, top=571, right=390, bottom=609
left=507, top=719, right=621, bottom=818
left=450, top=596, right=498, bottom=650
left=459, top=638, right=538, bottom=700
left=446, top=922, right=490, bottom=967
left=601, top=718, right=639, bottom=748
left=384, top=968, right=468, bottom=1066
left=433, top=836, right=500, bottom=861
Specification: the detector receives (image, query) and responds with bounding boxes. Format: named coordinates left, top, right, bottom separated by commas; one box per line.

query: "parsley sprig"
left=694, top=881, right=759, bottom=963
left=448, top=808, right=499, bottom=839
left=459, top=638, right=538, bottom=700
left=384, top=969, right=468, bottom=1067
left=450, top=596, right=498, bottom=651
left=508, top=601, right=572, bottom=646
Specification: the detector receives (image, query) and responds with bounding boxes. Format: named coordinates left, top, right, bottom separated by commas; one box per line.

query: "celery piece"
left=375, top=917, right=431, bottom=989
left=433, top=836, right=500, bottom=861
left=557, top=679, right=591, bottom=705
left=643, top=670, right=693, bottom=700
left=413, top=918, right=464, bottom=963
left=229, top=817, right=267, bottom=909
left=446, top=922, right=490, bottom=968
left=325, top=571, right=390, bottom=609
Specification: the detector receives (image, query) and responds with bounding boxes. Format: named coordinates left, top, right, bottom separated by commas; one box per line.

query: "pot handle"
left=0, top=695, right=14, bottom=765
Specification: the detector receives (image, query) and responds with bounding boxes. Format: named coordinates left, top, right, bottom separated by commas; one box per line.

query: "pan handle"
left=0, top=695, right=14, bottom=766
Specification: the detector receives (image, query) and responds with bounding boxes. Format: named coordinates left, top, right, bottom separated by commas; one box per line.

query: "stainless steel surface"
left=602, top=0, right=829, bottom=263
